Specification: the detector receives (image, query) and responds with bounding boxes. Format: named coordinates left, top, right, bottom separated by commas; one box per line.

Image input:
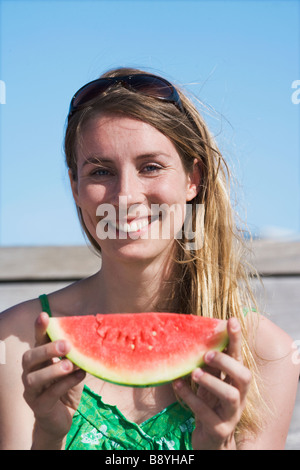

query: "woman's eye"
left=142, top=164, right=162, bottom=173
left=91, top=168, right=111, bottom=176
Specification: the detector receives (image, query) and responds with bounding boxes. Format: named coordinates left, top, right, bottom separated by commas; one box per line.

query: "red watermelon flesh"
left=47, top=313, right=228, bottom=387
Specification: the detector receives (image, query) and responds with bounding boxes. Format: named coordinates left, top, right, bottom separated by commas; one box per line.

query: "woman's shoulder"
left=247, top=312, right=297, bottom=361
left=246, top=311, right=300, bottom=382
left=0, top=283, right=76, bottom=343
left=0, top=277, right=93, bottom=344
left=0, top=298, right=43, bottom=348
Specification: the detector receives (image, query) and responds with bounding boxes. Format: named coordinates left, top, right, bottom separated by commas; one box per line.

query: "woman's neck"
left=93, top=253, right=175, bottom=314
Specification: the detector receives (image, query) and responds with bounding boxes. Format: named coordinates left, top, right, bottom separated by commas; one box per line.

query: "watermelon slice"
left=47, top=313, right=228, bottom=387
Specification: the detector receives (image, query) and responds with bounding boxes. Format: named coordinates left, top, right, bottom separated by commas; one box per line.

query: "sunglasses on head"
left=68, top=73, right=185, bottom=121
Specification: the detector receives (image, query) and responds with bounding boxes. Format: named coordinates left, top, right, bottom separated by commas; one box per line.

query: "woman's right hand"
left=22, top=312, right=86, bottom=449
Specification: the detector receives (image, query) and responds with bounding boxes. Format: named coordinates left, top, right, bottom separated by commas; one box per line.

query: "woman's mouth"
left=108, top=215, right=160, bottom=238
left=115, top=218, right=150, bottom=233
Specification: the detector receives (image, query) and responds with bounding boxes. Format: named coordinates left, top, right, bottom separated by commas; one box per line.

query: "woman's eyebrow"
left=81, top=155, right=112, bottom=167
left=82, top=152, right=169, bottom=166
left=136, top=152, right=169, bottom=160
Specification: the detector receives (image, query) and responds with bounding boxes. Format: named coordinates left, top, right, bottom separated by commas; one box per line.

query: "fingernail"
left=193, top=368, right=204, bottom=380
left=57, top=341, right=67, bottom=354
left=205, top=351, right=215, bottom=362
left=173, top=379, right=183, bottom=390
left=230, top=318, right=240, bottom=331
left=37, top=312, right=47, bottom=325
left=61, top=359, right=72, bottom=371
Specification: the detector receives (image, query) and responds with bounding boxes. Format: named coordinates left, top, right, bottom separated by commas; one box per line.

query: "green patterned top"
left=39, top=295, right=195, bottom=450
left=66, top=385, right=195, bottom=450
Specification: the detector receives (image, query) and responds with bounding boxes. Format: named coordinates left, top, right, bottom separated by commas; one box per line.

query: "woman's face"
left=70, top=114, right=199, bottom=263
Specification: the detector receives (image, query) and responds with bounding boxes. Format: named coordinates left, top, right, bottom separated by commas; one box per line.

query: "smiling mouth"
left=116, top=219, right=150, bottom=233
left=109, top=216, right=159, bottom=234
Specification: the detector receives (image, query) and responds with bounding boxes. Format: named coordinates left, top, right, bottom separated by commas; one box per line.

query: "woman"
left=0, top=68, right=299, bottom=450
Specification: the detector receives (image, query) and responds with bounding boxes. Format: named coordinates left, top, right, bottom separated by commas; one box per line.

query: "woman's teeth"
left=114, top=219, right=150, bottom=233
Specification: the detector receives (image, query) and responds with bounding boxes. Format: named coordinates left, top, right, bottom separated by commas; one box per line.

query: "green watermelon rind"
left=46, top=316, right=229, bottom=388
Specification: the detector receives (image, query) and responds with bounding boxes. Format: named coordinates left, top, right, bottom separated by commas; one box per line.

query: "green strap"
left=39, top=294, right=52, bottom=317
left=243, top=307, right=257, bottom=317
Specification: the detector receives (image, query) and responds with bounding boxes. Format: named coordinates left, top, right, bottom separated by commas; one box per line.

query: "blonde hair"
left=65, top=67, right=265, bottom=439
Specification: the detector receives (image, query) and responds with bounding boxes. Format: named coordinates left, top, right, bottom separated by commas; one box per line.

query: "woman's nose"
left=111, top=168, right=145, bottom=207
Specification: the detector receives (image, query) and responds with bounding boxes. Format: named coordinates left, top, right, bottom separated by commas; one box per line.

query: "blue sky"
left=0, top=0, right=299, bottom=246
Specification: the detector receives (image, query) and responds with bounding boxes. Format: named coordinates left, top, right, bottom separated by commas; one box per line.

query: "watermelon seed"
left=152, top=331, right=157, bottom=336
left=130, top=344, right=135, bottom=350
left=148, top=345, right=153, bottom=350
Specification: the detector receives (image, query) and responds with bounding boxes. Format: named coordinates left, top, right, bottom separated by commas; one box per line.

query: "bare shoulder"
left=246, top=312, right=300, bottom=392
left=248, top=312, right=299, bottom=367
left=0, top=298, right=43, bottom=346
left=0, top=278, right=83, bottom=373
left=0, top=298, right=43, bottom=392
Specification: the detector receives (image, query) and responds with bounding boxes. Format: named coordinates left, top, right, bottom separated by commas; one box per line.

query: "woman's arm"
left=239, top=315, right=300, bottom=450
left=0, top=302, right=85, bottom=450
left=0, top=302, right=38, bottom=449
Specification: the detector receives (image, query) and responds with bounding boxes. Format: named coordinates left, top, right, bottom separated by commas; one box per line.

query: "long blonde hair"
left=65, top=67, right=265, bottom=438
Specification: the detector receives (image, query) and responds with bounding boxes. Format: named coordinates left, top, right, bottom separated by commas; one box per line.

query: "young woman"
left=0, top=68, right=299, bottom=450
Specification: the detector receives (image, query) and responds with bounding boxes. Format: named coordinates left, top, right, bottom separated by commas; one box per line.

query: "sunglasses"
left=68, top=73, right=185, bottom=120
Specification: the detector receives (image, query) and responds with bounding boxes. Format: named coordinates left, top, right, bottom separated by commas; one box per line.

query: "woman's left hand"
left=173, top=317, right=252, bottom=450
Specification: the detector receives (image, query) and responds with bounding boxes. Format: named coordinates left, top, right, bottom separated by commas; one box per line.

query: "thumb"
left=226, top=317, right=243, bottom=363
left=34, top=311, right=50, bottom=347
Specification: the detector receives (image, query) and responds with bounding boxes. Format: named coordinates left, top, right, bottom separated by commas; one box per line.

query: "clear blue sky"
left=0, top=0, right=299, bottom=246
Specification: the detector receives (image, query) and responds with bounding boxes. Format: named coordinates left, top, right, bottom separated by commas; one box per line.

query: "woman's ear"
left=186, top=159, right=202, bottom=201
left=68, top=169, right=80, bottom=207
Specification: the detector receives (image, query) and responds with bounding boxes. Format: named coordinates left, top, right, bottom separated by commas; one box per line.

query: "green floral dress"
left=66, top=385, right=195, bottom=450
